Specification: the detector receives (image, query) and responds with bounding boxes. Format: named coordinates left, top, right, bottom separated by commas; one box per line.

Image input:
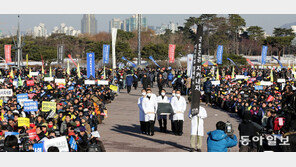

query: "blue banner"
left=121, top=56, right=136, bottom=67
left=33, top=143, right=44, bottom=152
left=87, top=52, right=96, bottom=78
left=17, top=93, right=28, bottom=103
left=103, top=44, right=110, bottom=64
left=24, top=101, right=38, bottom=112
left=272, top=57, right=284, bottom=68
left=255, top=85, right=263, bottom=90
left=227, top=58, right=237, bottom=67
left=261, top=45, right=268, bottom=65
left=149, top=56, right=160, bottom=67
left=69, top=136, right=77, bottom=151
left=216, top=45, right=223, bottom=64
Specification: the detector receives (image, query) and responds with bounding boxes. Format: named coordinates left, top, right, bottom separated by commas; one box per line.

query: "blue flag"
left=121, top=56, right=136, bottom=67
left=227, top=58, right=237, bottom=67
left=149, top=56, right=160, bottom=67
left=103, top=44, right=110, bottom=64
left=272, top=57, right=284, bottom=68
left=216, top=45, right=223, bottom=64
left=69, top=136, right=77, bottom=151
left=87, top=52, right=96, bottom=78
left=33, top=143, right=44, bottom=152
left=261, top=45, right=268, bottom=65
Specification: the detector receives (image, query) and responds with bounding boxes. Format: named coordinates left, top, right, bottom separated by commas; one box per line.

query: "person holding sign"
left=170, top=90, right=186, bottom=136
left=156, top=89, right=170, bottom=133
left=142, top=89, right=158, bottom=136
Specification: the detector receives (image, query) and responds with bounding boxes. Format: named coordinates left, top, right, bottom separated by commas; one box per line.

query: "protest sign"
left=254, top=85, right=263, bottom=90
left=28, top=93, right=36, bottom=99
left=30, top=72, right=39, bottom=76
left=33, top=143, right=44, bottom=152
left=211, top=80, right=220, bottom=85
left=91, top=131, right=101, bottom=138
left=24, top=101, right=38, bottom=112
left=260, top=81, right=273, bottom=86
left=97, top=80, right=109, bottom=85
left=17, top=93, right=28, bottom=103
left=19, top=99, right=33, bottom=107
left=42, top=101, right=56, bottom=112
left=27, top=80, right=34, bottom=86
left=18, top=117, right=30, bottom=127
left=69, top=136, right=77, bottom=151
left=44, top=77, right=54, bottom=82
left=277, top=78, right=285, bottom=83
left=110, top=85, right=118, bottom=92
left=27, top=129, right=39, bottom=141
left=84, top=80, right=96, bottom=85
left=235, top=75, right=247, bottom=80
left=0, top=89, right=13, bottom=97
left=267, top=95, right=275, bottom=102
left=68, top=86, right=74, bottom=91
left=55, top=78, right=66, bottom=85
left=43, top=136, right=69, bottom=152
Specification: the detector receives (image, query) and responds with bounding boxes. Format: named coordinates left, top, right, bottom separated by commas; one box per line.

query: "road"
left=98, top=85, right=240, bottom=152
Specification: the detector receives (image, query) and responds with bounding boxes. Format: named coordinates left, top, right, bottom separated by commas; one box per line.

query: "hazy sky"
left=0, top=14, right=296, bottom=35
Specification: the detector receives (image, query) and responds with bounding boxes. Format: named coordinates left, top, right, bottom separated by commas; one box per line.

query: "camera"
left=225, top=121, right=233, bottom=136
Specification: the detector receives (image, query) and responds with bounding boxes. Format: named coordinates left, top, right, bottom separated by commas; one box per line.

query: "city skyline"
left=1, top=14, right=296, bottom=36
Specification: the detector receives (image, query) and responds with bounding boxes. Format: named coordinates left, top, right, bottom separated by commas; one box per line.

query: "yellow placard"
left=0, top=99, right=3, bottom=106
left=42, top=101, right=56, bottom=112
left=18, top=117, right=30, bottom=127
left=109, top=85, right=118, bottom=92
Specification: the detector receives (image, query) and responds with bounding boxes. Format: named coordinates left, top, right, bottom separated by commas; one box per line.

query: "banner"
left=0, top=89, right=13, bottom=97
left=211, top=80, right=220, bottom=85
left=18, top=117, right=30, bottom=127
left=44, top=77, right=54, bottom=82
left=187, top=54, right=193, bottom=78
left=4, top=45, right=12, bottom=63
left=110, top=85, right=118, bottom=92
left=216, top=45, right=223, bottom=64
left=97, top=80, right=109, bottom=85
left=33, top=143, right=44, bottom=152
left=42, top=101, right=56, bottom=112
left=57, top=44, right=65, bottom=64
left=168, top=44, right=176, bottom=63
left=149, top=56, right=160, bottom=67
left=27, top=80, right=34, bottom=86
left=260, top=81, right=273, bottom=86
left=24, top=101, right=38, bottom=112
left=17, top=93, right=28, bottom=103
left=277, top=78, right=286, bottom=83
left=55, top=78, right=66, bottom=85
left=68, top=54, right=78, bottom=67
left=30, top=72, right=39, bottom=76
left=121, top=56, right=136, bottom=67
left=272, top=57, right=284, bottom=68
left=43, top=136, right=69, bottom=152
left=87, top=52, right=96, bottom=79
left=69, top=136, right=77, bottom=151
left=261, top=45, right=268, bottom=65
left=103, top=44, right=110, bottom=64
left=84, top=80, right=96, bottom=85
left=255, top=85, right=263, bottom=90
left=190, top=24, right=203, bottom=116
left=111, top=28, right=117, bottom=69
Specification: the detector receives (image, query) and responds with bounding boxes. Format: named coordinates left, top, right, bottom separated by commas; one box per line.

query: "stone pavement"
left=98, top=85, right=240, bottom=152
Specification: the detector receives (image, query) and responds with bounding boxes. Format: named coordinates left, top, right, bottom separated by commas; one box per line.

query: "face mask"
left=161, top=92, right=166, bottom=96
left=176, top=93, right=181, bottom=97
left=142, top=92, right=146, bottom=96
left=147, top=93, right=151, bottom=97
left=172, top=93, right=176, bottom=96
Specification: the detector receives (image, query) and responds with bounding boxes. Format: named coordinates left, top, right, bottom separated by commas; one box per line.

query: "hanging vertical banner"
left=103, top=44, right=110, bottom=64
left=187, top=54, right=193, bottom=78
left=191, top=24, right=203, bottom=116
left=216, top=45, right=223, bottom=64
left=168, top=44, right=176, bottom=63
left=4, top=45, right=12, bottom=63
left=87, top=52, right=95, bottom=79
left=57, top=44, right=65, bottom=64
left=261, top=45, right=268, bottom=65
left=111, top=28, right=118, bottom=69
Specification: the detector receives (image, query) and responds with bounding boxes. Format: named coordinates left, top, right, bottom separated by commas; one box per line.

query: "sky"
left=1, top=14, right=296, bottom=35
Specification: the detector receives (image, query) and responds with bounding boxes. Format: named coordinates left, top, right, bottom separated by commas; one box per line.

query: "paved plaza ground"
left=98, top=85, right=240, bottom=152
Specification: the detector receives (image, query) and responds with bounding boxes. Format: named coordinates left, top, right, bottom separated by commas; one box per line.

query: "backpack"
left=274, top=117, right=285, bottom=131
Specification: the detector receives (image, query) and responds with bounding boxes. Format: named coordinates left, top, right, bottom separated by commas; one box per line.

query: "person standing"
left=169, top=90, right=176, bottom=134
left=171, top=90, right=186, bottom=136
left=141, top=74, right=150, bottom=90
left=157, top=74, right=165, bottom=95
left=126, top=72, right=134, bottom=94
left=133, top=72, right=139, bottom=90
left=156, top=89, right=169, bottom=133
left=203, top=78, right=212, bottom=106
left=188, top=106, right=207, bottom=152
left=138, top=89, right=147, bottom=134
left=142, top=89, right=158, bottom=136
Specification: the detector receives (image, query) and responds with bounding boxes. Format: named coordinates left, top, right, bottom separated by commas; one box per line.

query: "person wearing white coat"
left=138, top=89, right=147, bottom=134
left=142, top=89, right=158, bottom=136
left=170, top=90, right=186, bottom=136
left=169, top=89, right=176, bottom=133
left=188, top=106, right=207, bottom=152
left=156, top=89, right=170, bottom=133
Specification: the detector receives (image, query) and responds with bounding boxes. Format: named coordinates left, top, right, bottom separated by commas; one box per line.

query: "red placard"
left=26, top=129, right=39, bottom=141
left=168, top=44, right=176, bottom=63
left=27, top=80, right=34, bottom=86
left=4, top=45, right=12, bottom=63
left=267, top=95, right=275, bottom=102
left=28, top=93, right=36, bottom=99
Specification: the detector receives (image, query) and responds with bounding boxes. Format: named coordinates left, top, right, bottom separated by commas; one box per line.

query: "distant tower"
left=81, top=14, right=97, bottom=35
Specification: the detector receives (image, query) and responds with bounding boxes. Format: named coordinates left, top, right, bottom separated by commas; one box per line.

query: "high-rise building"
left=109, top=18, right=122, bottom=33
left=125, top=15, right=148, bottom=32
left=33, top=23, right=48, bottom=37
left=81, top=14, right=97, bottom=35
left=52, top=23, right=81, bottom=36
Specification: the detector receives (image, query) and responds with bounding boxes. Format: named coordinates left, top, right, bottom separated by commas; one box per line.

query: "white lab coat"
left=137, top=96, right=145, bottom=122
left=188, top=106, right=207, bottom=136
left=170, top=96, right=187, bottom=121
left=142, top=96, right=158, bottom=121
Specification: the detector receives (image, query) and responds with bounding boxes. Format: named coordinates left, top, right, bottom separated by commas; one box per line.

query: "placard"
left=41, top=101, right=56, bottom=112
left=211, top=80, right=220, bottom=85
left=260, top=81, right=273, bottom=86
left=27, top=80, right=34, bottom=86
left=18, top=117, right=30, bottom=127
left=0, top=89, right=13, bottom=97
left=277, top=78, right=286, bottom=83
left=97, top=80, right=109, bottom=85
left=30, top=72, right=39, bottom=76
left=235, top=75, right=248, bottom=80
left=110, top=85, right=118, bottom=92
left=17, top=93, right=28, bottom=103
left=84, top=80, right=96, bottom=85
left=24, top=101, right=38, bottom=112
left=254, top=85, right=263, bottom=90
left=43, top=136, right=69, bottom=152
left=55, top=78, right=66, bottom=85
left=44, top=77, right=54, bottom=82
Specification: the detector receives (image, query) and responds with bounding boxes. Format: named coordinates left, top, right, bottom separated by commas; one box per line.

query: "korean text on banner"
left=17, top=93, right=28, bottom=103
left=97, top=80, right=109, bottom=85
left=4, top=45, right=12, bottom=63
left=43, top=136, right=69, bottom=152
left=87, top=52, right=96, bottom=79
left=216, top=45, right=223, bottom=64
left=24, top=101, right=38, bottom=112
left=103, top=44, right=110, bottom=64
left=168, top=44, right=176, bottom=63
left=261, top=45, right=268, bottom=65
left=0, top=89, right=13, bottom=97
left=42, top=101, right=56, bottom=112
left=18, top=117, right=30, bottom=127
